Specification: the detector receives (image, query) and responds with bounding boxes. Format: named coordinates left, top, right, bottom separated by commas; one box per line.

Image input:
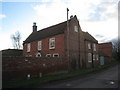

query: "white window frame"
left=93, top=54, right=95, bottom=61
left=27, top=43, right=31, bottom=52
left=96, top=54, right=99, bottom=60
left=74, top=25, right=78, bottom=32
left=49, top=38, right=55, bottom=49
left=53, top=53, right=59, bottom=57
left=88, top=43, right=91, bottom=49
left=93, top=43, right=96, bottom=51
left=88, top=53, right=92, bottom=63
left=36, top=53, right=41, bottom=57
left=38, top=41, right=42, bottom=50
left=46, top=54, right=51, bottom=57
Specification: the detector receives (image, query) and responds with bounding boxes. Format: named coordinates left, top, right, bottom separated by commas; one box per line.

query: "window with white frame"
left=93, top=43, right=96, bottom=51
left=53, top=53, right=59, bottom=57
left=88, top=43, right=91, bottom=49
left=93, top=54, right=95, bottom=61
left=74, top=25, right=78, bottom=32
left=36, top=53, right=41, bottom=57
left=88, top=53, right=92, bottom=63
left=38, top=41, right=42, bottom=50
left=49, top=38, right=55, bottom=49
left=27, top=43, right=31, bottom=52
left=46, top=54, right=51, bottom=57
left=96, top=54, right=99, bottom=60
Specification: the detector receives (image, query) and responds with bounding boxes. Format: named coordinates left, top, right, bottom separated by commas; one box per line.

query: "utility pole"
left=67, top=8, right=70, bottom=71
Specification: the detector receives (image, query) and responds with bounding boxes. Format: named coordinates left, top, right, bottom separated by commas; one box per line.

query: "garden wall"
left=2, top=57, right=69, bottom=81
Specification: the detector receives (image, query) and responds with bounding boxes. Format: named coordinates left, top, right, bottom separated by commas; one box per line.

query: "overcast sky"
left=0, top=0, right=119, bottom=50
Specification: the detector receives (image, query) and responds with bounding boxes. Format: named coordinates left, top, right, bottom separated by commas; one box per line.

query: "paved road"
left=29, top=65, right=119, bottom=88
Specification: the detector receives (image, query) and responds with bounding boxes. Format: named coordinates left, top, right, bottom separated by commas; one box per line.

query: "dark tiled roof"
left=24, top=21, right=67, bottom=43
left=82, top=31, right=98, bottom=43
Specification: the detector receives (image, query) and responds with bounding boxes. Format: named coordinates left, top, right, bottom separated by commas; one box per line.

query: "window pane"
left=88, top=43, right=91, bottom=49
left=38, top=41, right=42, bottom=50
left=74, top=26, right=78, bottom=32
left=27, top=43, right=30, bottom=52
left=49, top=38, right=55, bottom=49
left=88, top=53, right=92, bottom=62
left=93, top=54, right=95, bottom=60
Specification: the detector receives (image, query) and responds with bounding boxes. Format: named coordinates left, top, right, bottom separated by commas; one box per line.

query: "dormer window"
left=74, top=25, right=78, bottom=32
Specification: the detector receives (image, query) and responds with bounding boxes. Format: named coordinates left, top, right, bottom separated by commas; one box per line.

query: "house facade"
left=23, top=15, right=99, bottom=69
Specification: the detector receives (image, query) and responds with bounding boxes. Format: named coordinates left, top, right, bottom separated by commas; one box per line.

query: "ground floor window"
left=96, top=54, right=99, bottom=60
left=88, top=53, right=92, bottom=63
left=46, top=54, right=51, bottom=57
left=93, top=54, right=95, bottom=61
left=36, top=53, right=41, bottom=57
left=53, top=53, right=59, bottom=57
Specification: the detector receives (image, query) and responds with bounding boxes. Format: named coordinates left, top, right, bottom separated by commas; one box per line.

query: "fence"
left=2, top=56, right=69, bottom=81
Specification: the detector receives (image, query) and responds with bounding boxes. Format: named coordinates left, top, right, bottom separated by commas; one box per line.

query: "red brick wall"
left=98, top=42, right=112, bottom=61
left=2, top=57, right=69, bottom=81
left=64, top=17, right=81, bottom=69
left=84, top=41, right=99, bottom=68
left=23, top=34, right=65, bottom=57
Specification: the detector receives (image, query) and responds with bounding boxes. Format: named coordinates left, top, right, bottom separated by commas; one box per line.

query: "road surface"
left=28, top=64, right=119, bottom=88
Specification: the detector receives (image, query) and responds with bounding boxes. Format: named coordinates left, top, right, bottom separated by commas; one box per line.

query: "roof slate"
left=82, top=31, right=98, bottom=43
left=24, top=21, right=67, bottom=43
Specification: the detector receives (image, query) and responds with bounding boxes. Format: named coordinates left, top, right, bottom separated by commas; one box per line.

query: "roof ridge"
left=37, top=20, right=67, bottom=32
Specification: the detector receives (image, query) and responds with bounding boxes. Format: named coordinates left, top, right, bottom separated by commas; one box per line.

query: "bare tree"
left=11, top=31, right=21, bottom=49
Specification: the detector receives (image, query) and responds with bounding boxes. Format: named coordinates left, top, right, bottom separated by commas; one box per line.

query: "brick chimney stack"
left=33, top=22, right=37, bottom=32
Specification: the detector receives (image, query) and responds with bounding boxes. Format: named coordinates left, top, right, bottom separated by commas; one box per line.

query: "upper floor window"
left=74, top=25, right=78, bottom=32
left=27, top=43, right=31, bottom=52
left=38, top=41, right=42, bottom=50
left=88, top=43, right=91, bottom=49
left=93, top=43, right=96, bottom=51
left=49, top=38, right=55, bottom=49
left=88, top=53, right=92, bottom=63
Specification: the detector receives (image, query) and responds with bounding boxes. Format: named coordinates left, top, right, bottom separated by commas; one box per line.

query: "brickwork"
left=23, top=34, right=65, bottom=57
left=98, top=42, right=113, bottom=62
left=2, top=57, right=69, bottom=81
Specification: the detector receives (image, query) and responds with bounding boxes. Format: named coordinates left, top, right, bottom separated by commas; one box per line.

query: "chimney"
left=70, top=15, right=73, bottom=19
left=33, top=22, right=37, bottom=32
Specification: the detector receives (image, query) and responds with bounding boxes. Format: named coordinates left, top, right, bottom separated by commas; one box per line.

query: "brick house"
left=23, top=15, right=99, bottom=69
left=82, top=31, right=99, bottom=67
left=98, top=42, right=113, bottom=65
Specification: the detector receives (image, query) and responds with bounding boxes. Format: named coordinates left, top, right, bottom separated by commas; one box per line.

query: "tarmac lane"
left=27, top=64, right=119, bottom=88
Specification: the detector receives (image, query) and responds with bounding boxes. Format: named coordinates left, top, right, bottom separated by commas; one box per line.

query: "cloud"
left=87, top=0, right=118, bottom=21
left=95, top=34, right=104, bottom=38
left=32, top=0, right=67, bottom=29
left=0, top=14, right=6, bottom=19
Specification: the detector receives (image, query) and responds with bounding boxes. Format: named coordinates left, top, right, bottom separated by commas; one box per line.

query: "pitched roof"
left=24, top=21, right=67, bottom=43
left=82, top=31, right=98, bottom=43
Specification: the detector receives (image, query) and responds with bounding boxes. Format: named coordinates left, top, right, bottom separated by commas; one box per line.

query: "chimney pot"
left=33, top=22, right=37, bottom=32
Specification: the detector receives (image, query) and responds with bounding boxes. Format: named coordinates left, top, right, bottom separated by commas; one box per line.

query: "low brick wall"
left=2, top=57, right=69, bottom=81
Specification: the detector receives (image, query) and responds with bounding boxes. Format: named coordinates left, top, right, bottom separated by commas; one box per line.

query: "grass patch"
left=3, top=60, right=119, bottom=88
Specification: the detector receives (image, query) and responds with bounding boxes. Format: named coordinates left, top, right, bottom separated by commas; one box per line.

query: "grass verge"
left=3, top=60, right=119, bottom=88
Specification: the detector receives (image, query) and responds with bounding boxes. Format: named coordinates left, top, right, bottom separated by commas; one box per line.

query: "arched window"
left=36, top=52, right=41, bottom=57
